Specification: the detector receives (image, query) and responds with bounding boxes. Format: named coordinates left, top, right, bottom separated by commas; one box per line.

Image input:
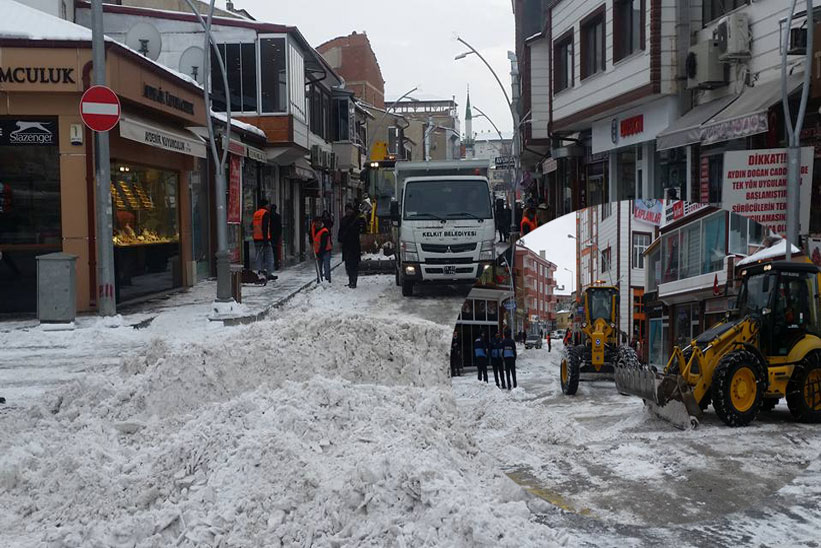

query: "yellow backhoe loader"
left=560, top=283, right=639, bottom=395
left=615, top=261, right=821, bottom=428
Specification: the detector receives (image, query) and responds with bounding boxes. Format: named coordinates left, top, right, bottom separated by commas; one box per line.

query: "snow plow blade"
left=614, top=364, right=702, bottom=430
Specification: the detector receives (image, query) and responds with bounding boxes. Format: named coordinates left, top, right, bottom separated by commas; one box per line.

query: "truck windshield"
left=403, top=180, right=492, bottom=220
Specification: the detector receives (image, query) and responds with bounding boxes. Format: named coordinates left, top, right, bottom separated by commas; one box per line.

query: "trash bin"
left=36, top=252, right=78, bottom=323
left=230, top=264, right=243, bottom=303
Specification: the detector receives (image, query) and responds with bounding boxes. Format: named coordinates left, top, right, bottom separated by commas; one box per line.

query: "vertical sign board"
left=721, top=148, right=814, bottom=236
left=700, top=156, right=710, bottom=203
left=227, top=154, right=242, bottom=263
left=813, top=23, right=821, bottom=99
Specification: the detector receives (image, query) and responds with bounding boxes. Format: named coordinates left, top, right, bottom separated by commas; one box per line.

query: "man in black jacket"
left=338, top=203, right=362, bottom=288
left=269, top=204, right=283, bottom=271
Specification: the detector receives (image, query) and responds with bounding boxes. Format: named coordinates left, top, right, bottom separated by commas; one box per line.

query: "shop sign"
left=247, top=146, right=266, bottom=163
left=700, top=156, right=710, bottom=203
left=721, top=147, right=813, bottom=236
left=0, top=118, right=57, bottom=146
left=704, top=298, right=728, bottom=315
left=227, top=154, right=242, bottom=224
left=143, top=84, right=195, bottom=115
left=542, top=157, right=557, bottom=173
left=0, top=66, right=75, bottom=85
left=591, top=96, right=678, bottom=154
left=807, top=237, right=821, bottom=267
left=813, top=23, right=821, bottom=99
left=701, top=112, right=768, bottom=146
left=119, top=116, right=207, bottom=158
left=228, top=139, right=247, bottom=157
left=663, top=200, right=708, bottom=225
left=633, top=199, right=662, bottom=225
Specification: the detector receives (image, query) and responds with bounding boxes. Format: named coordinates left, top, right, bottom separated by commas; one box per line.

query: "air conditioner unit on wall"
left=311, top=145, right=320, bottom=168
left=686, top=39, right=729, bottom=90
left=713, top=12, right=751, bottom=61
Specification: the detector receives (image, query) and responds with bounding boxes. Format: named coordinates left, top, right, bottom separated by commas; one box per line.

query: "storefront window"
left=111, top=163, right=180, bottom=302
left=681, top=224, right=701, bottom=279
left=662, top=232, right=679, bottom=283
left=701, top=212, right=726, bottom=274
left=487, top=300, right=499, bottom=322
left=475, top=299, right=487, bottom=322
left=0, top=117, right=61, bottom=312
left=461, top=300, right=473, bottom=321
left=674, top=304, right=693, bottom=347
left=647, top=247, right=660, bottom=290
left=617, top=148, right=637, bottom=201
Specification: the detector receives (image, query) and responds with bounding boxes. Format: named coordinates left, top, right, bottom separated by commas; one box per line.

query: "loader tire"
left=786, top=351, right=821, bottom=423
left=561, top=346, right=581, bottom=395
left=616, top=346, right=640, bottom=395
left=712, top=350, right=766, bottom=427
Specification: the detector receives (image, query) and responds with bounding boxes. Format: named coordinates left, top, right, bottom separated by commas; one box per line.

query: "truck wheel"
left=401, top=280, right=414, bottom=297
left=712, top=350, right=766, bottom=427
left=561, top=346, right=581, bottom=395
left=786, top=351, right=821, bottom=423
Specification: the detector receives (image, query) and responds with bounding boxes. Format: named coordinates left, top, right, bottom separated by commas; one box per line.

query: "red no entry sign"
left=80, top=85, right=121, bottom=132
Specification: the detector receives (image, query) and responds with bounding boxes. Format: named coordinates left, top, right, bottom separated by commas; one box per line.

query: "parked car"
left=550, top=330, right=564, bottom=339
left=525, top=333, right=542, bottom=349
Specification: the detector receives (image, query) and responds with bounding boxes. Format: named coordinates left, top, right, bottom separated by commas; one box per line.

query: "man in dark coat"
left=338, top=203, right=362, bottom=288
left=450, top=331, right=462, bottom=377
left=502, top=328, right=518, bottom=390
left=269, top=204, right=283, bottom=271
left=474, top=332, right=489, bottom=383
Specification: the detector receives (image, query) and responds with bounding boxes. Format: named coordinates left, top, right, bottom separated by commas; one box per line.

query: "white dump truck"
left=390, top=159, right=496, bottom=297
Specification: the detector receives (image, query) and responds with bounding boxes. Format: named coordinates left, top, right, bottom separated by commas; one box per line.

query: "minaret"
left=464, top=85, right=474, bottom=159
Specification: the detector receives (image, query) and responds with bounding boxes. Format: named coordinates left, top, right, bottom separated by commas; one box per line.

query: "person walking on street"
left=338, top=203, right=362, bottom=288
left=474, top=332, right=489, bottom=383
left=269, top=204, right=283, bottom=271
left=547, top=331, right=552, bottom=352
left=252, top=199, right=274, bottom=279
left=502, top=328, right=518, bottom=390
left=310, top=217, right=324, bottom=281
left=314, top=218, right=333, bottom=283
left=491, top=332, right=506, bottom=388
left=450, top=331, right=462, bottom=377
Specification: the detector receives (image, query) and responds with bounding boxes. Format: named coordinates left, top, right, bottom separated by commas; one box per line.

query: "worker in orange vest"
left=520, top=207, right=538, bottom=236
left=252, top=199, right=274, bottom=279
left=313, top=218, right=333, bottom=283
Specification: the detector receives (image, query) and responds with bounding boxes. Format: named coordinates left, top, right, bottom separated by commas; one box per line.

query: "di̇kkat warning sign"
left=721, top=147, right=813, bottom=236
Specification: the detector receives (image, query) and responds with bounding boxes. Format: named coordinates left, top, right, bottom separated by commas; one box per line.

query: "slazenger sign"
left=421, top=230, right=478, bottom=238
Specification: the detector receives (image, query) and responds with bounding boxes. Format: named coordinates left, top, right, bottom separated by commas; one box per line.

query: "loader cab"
left=584, top=286, right=619, bottom=326
left=737, top=262, right=821, bottom=356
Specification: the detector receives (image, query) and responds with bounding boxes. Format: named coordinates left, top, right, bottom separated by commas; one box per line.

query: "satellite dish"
left=125, top=22, right=162, bottom=61
left=179, top=46, right=206, bottom=85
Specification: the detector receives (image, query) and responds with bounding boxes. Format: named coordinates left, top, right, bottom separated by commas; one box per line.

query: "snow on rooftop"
left=736, top=239, right=801, bottom=267
left=211, top=111, right=267, bottom=139
left=2, top=0, right=202, bottom=89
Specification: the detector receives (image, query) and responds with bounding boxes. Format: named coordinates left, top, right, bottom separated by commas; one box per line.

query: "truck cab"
left=392, top=160, right=496, bottom=296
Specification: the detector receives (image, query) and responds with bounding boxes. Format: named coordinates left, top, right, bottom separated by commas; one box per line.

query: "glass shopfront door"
left=0, top=117, right=61, bottom=313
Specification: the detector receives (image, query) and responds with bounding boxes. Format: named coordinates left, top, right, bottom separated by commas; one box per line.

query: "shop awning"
left=700, top=73, right=804, bottom=146
left=656, top=95, right=738, bottom=151
left=119, top=113, right=207, bottom=158
left=292, top=157, right=318, bottom=181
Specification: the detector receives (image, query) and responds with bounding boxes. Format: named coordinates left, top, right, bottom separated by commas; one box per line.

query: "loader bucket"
left=614, top=364, right=703, bottom=430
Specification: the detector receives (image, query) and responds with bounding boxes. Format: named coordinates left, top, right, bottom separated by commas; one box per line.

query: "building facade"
left=515, top=246, right=557, bottom=332
left=317, top=31, right=386, bottom=109
left=391, top=99, right=461, bottom=161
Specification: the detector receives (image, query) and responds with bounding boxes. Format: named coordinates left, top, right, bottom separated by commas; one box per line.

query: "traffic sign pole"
left=91, top=0, right=116, bottom=316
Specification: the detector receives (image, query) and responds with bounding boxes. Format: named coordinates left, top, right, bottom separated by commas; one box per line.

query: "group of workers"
left=473, top=330, right=518, bottom=390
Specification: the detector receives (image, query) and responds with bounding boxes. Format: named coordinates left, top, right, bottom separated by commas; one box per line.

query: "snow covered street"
left=452, top=340, right=821, bottom=546
left=3, top=276, right=821, bottom=547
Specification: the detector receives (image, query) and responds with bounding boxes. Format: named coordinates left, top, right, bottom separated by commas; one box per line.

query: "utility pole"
left=782, top=0, right=813, bottom=259
left=508, top=50, right=521, bottom=334
left=90, top=0, right=116, bottom=316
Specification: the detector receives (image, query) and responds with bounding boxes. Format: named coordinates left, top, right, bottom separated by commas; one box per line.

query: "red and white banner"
left=227, top=154, right=242, bottom=224
left=721, top=148, right=813, bottom=236
left=633, top=199, right=662, bottom=225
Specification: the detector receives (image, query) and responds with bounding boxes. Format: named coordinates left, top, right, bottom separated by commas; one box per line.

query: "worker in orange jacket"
left=252, top=199, right=274, bottom=278
left=313, top=218, right=333, bottom=283
left=520, top=207, right=538, bottom=236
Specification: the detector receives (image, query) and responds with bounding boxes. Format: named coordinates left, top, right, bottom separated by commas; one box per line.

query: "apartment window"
left=553, top=31, right=574, bottom=93
left=308, top=86, right=332, bottom=140
left=602, top=201, right=612, bottom=219
left=702, top=212, right=726, bottom=275
left=260, top=37, right=287, bottom=113
left=632, top=233, right=651, bottom=269
left=601, top=247, right=612, bottom=273
left=703, top=0, right=748, bottom=25
left=614, top=0, right=645, bottom=62
left=212, top=43, right=257, bottom=113
left=580, top=8, right=606, bottom=79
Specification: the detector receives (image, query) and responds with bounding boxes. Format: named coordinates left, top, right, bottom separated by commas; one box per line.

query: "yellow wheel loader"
left=560, top=283, right=639, bottom=395
left=615, top=261, right=821, bottom=429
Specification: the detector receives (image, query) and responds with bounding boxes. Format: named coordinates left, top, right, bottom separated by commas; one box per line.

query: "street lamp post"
left=456, top=36, right=521, bottom=336
left=181, top=0, right=234, bottom=308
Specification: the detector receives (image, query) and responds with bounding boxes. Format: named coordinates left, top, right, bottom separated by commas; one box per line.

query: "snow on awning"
left=656, top=95, right=737, bottom=151
left=701, top=73, right=804, bottom=146
left=736, top=239, right=801, bottom=267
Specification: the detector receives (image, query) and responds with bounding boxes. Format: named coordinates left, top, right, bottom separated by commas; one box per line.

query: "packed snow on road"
left=0, top=277, right=565, bottom=548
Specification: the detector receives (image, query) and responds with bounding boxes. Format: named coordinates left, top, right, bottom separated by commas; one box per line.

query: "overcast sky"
left=518, top=212, right=578, bottom=296
left=222, top=0, right=516, bottom=138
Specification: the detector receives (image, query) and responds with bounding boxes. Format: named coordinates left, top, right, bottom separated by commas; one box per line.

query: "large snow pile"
left=1, top=281, right=562, bottom=547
